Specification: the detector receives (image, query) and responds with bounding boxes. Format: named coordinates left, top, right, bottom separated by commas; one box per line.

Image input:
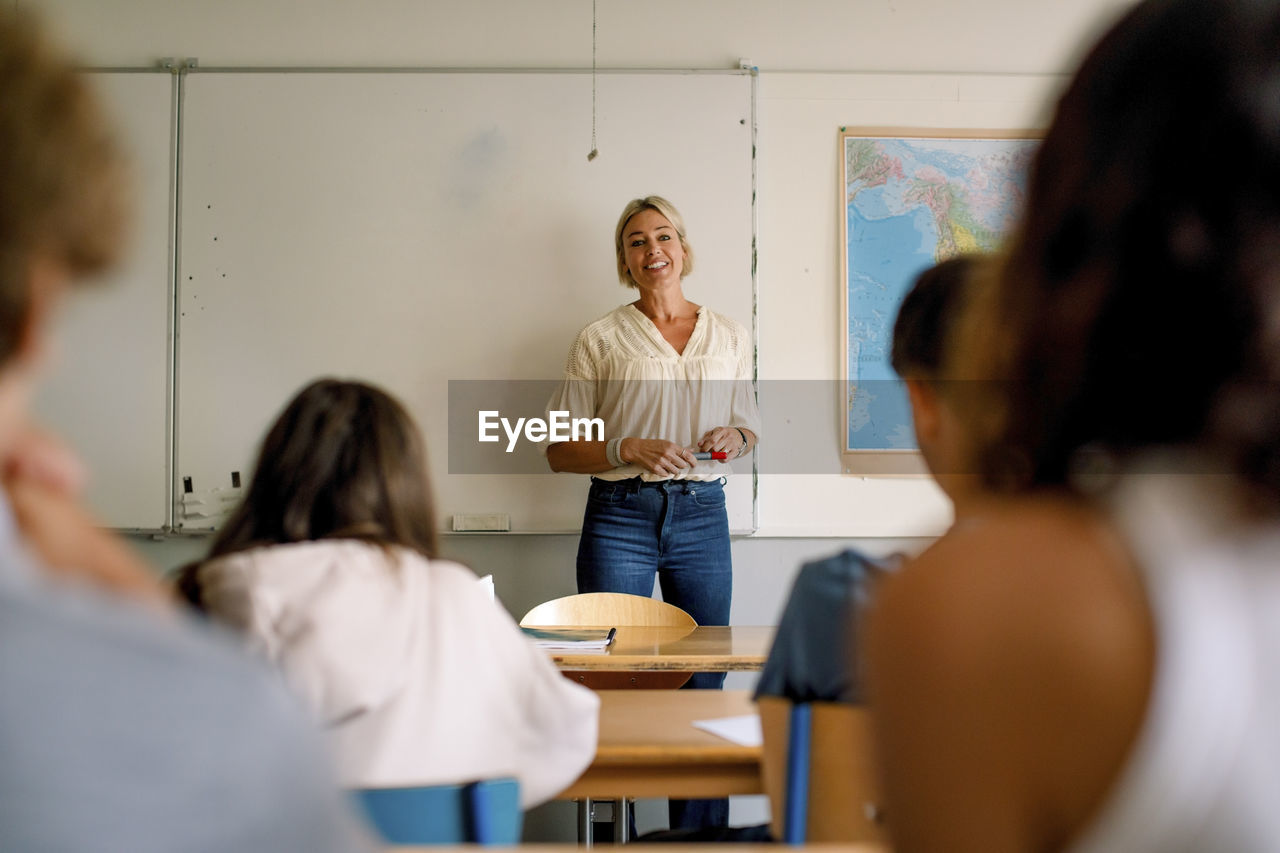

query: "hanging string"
left=587, top=0, right=599, bottom=161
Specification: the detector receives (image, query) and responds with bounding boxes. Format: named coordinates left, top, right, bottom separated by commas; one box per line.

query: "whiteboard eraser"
left=452, top=513, right=511, bottom=532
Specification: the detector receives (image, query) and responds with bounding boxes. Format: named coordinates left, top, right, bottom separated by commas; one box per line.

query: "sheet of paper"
left=692, top=714, right=763, bottom=747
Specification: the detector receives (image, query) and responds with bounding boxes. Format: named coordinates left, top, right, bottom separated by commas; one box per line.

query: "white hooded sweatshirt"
left=198, top=540, right=598, bottom=808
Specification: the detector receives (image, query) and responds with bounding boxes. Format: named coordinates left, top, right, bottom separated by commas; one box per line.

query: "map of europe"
left=845, top=134, right=1037, bottom=450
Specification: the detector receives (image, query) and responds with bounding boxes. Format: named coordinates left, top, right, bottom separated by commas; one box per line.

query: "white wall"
left=755, top=71, right=1061, bottom=534
left=46, top=0, right=1135, bottom=833
left=33, top=0, right=1129, bottom=74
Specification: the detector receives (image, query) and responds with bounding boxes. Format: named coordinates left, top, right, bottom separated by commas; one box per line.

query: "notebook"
left=520, top=626, right=617, bottom=652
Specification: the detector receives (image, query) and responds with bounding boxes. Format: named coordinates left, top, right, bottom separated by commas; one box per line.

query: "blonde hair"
left=613, top=196, right=695, bottom=288
left=0, top=8, right=130, bottom=361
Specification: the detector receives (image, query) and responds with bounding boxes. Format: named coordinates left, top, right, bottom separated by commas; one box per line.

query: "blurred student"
left=890, top=254, right=988, bottom=522
left=184, top=378, right=599, bottom=808
left=867, top=0, right=1280, bottom=849
left=0, top=9, right=369, bottom=850
left=701, top=258, right=980, bottom=844
left=756, top=254, right=981, bottom=705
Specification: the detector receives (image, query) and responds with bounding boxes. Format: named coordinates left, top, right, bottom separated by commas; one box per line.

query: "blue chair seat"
left=353, top=778, right=522, bottom=845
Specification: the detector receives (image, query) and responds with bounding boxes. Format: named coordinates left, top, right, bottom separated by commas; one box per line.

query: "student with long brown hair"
left=186, top=378, right=599, bottom=808
left=865, top=0, right=1280, bottom=850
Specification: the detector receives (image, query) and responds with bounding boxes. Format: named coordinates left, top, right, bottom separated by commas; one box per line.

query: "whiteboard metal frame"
left=65, top=64, right=758, bottom=534
left=41, top=68, right=181, bottom=534
left=164, top=62, right=184, bottom=533
left=161, top=64, right=760, bottom=536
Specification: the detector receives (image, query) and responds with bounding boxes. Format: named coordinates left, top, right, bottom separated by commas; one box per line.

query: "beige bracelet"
left=605, top=436, right=625, bottom=468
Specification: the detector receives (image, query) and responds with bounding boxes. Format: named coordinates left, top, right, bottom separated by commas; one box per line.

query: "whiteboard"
left=32, top=72, right=173, bottom=531
left=175, top=71, right=755, bottom=532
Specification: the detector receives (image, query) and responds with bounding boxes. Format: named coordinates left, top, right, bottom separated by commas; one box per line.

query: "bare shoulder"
left=872, top=497, right=1147, bottom=658
left=865, top=496, right=1155, bottom=850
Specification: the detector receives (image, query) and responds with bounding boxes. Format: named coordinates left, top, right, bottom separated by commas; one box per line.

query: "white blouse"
left=546, top=303, right=762, bottom=482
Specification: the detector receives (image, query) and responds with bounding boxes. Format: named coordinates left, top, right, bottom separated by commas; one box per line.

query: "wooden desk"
left=560, top=689, right=762, bottom=800
left=546, top=625, right=774, bottom=673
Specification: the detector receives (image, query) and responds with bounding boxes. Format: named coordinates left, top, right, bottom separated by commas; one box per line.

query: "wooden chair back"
left=520, top=592, right=697, bottom=628
left=757, top=695, right=886, bottom=843
left=353, top=778, right=522, bottom=845
left=520, top=592, right=696, bottom=689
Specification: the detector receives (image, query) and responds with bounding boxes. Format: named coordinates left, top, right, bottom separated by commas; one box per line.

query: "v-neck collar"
left=625, top=303, right=706, bottom=358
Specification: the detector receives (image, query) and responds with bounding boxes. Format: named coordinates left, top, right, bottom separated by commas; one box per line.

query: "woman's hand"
left=619, top=438, right=697, bottom=478
left=698, top=426, right=752, bottom=458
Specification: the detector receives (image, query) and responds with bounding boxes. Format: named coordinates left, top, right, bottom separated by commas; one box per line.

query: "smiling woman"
left=543, top=194, right=761, bottom=833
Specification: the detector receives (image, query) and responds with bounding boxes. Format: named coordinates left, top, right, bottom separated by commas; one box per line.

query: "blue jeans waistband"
left=590, top=476, right=725, bottom=494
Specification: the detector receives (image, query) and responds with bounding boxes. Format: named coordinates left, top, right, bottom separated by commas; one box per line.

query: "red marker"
left=692, top=451, right=728, bottom=460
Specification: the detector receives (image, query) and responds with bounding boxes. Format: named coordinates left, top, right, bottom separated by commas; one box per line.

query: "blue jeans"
left=577, top=477, right=732, bottom=831
left=577, top=476, right=732, bottom=688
